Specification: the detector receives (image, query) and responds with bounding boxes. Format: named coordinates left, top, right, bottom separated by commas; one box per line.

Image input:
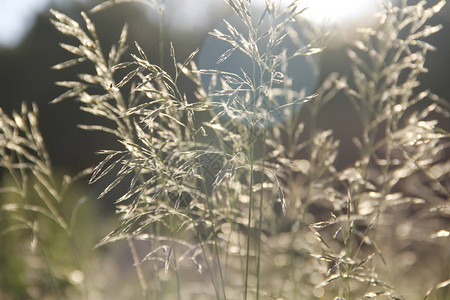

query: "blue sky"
left=0, top=0, right=220, bottom=48
left=0, top=0, right=51, bottom=47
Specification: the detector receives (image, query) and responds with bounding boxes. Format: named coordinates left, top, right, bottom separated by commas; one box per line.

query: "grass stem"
left=255, top=126, right=267, bottom=300
left=128, top=238, right=148, bottom=300
left=244, top=133, right=255, bottom=300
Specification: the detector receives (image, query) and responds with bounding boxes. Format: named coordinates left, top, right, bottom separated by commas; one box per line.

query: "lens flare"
left=300, top=0, right=379, bottom=25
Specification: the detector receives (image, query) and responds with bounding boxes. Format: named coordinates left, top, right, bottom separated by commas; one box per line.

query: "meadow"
left=1, top=0, right=449, bottom=299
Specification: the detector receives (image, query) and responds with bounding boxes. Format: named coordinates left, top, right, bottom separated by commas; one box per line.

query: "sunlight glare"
left=301, top=0, right=379, bottom=25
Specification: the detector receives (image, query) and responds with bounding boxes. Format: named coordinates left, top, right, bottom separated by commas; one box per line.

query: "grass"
left=0, top=0, right=449, bottom=299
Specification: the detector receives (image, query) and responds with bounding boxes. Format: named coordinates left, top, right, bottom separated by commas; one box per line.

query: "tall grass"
left=1, top=0, right=449, bottom=299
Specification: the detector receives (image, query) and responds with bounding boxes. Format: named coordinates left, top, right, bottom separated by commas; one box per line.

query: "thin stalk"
left=346, top=274, right=352, bottom=300
left=159, top=1, right=165, bottom=69
left=255, top=125, right=267, bottom=300
left=223, top=165, right=239, bottom=288
left=67, top=231, right=89, bottom=300
left=244, top=135, right=255, bottom=300
left=191, top=115, right=222, bottom=300
left=38, top=234, right=62, bottom=300
left=201, top=169, right=227, bottom=300
left=173, top=248, right=181, bottom=300
left=153, top=259, right=161, bottom=300
left=190, top=219, right=222, bottom=300
left=344, top=196, right=353, bottom=300
left=128, top=237, right=148, bottom=300
left=154, top=221, right=162, bottom=300
left=245, top=34, right=259, bottom=298
left=169, top=217, right=182, bottom=300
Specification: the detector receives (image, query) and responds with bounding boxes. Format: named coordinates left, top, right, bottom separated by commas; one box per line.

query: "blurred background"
left=0, top=0, right=448, bottom=175
left=0, top=0, right=448, bottom=298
